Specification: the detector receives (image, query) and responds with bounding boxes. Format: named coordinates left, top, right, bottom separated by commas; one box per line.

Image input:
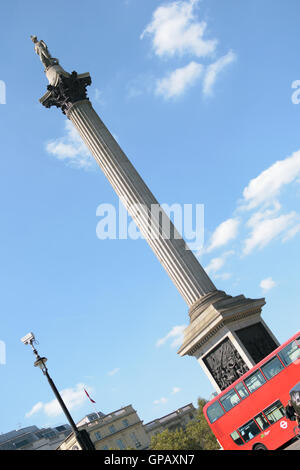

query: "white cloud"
left=154, top=387, right=181, bottom=406
left=241, top=150, right=300, bottom=210
left=141, top=0, right=217, bottom=58
left=206, top=218, right=239, bottom=253
left=139, top=1, right=236, bottom=100
left=260, top=277, right=277, bottom=292
left=25, top=383, right=87, bottom=419
left=108, top=368, right=120, bottom=376
left=243, top=211, right=298, bottom=255
left=46, top=120, right=95, bottom=170
left=25, top=402, right=43, bottom=418
left=246, top=202, right=281, bottom=228
left=154, top=397, right=168, bottom=405
left=203, top=50, right=236, bottom=96
left=205, top=250, right=234, bottom=275
left=155, top=61, right=203, bottom=99
left=214, top=272, right=232, bottom=280
left=237, top=153, right=300, bottom=254
left=282, top=223, right=300, bottom=242
left=94, top=88, right=105, bottom=105
left=204, top=256, right=225, bottom=274
left=203, top=149, right=300, bottom=262
left=156, top=325, right=186, bottom=348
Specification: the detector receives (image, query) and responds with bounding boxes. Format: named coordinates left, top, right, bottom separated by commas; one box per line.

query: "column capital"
left=39, top=69, right=92, bottom=115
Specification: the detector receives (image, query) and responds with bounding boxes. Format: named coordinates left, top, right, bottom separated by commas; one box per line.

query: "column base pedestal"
left=178, top=291, right=279, bottom=392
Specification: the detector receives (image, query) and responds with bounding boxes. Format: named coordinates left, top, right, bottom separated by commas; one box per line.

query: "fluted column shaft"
left=67, top=100, right=216, bottom=307
left=34, top=53, right=277, bottom=395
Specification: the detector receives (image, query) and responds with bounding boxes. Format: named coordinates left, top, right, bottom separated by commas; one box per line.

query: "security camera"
left=21, top=332, right=35, bottom=345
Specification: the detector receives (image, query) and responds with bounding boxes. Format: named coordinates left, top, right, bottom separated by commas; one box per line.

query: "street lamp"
left=21, top=332, right=95, bottom=451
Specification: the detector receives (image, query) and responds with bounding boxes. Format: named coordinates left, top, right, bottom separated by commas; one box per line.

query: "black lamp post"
left=21, top=332, right=95, bottom=451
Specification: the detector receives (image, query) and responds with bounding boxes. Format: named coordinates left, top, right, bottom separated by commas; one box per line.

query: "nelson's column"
left=31, top=37, right=280, bottom=392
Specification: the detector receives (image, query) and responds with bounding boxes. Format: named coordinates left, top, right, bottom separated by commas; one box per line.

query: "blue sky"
left=0, top=0, right=300, bottom=433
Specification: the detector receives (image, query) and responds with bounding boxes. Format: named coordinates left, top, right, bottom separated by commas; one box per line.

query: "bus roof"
left=204, top=330, right=300, bottom=410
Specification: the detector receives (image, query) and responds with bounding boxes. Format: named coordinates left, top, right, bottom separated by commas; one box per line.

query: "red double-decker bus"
left=203, top=331, right=300, bottom=450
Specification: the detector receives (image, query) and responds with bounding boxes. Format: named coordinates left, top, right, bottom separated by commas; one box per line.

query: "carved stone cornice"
left=188, top=290, right=229, bottom=321
left=39, top=70, right=91, bottom=115
left=185, top=308, right=262, bottom=356
left=178, top=295, right=266, bottom=357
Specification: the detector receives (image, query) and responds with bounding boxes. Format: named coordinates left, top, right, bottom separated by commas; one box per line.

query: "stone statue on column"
left=30, top=35, right=59, bottom=69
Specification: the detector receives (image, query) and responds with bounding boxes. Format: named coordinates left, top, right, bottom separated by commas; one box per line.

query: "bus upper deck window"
left=236, top=382, right=249, bottom=400
left=261, top=356, right=284, bottom=380
left=207, top=401, right=225, bottom=423
left=244, top=370, right=266, bottom=394
left=279, top=337, right=300, bottom=366
left=220, top=389, right=240, bottom=412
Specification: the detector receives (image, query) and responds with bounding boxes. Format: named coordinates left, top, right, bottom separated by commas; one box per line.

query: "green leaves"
left=150, top=398, right=219, bottom=450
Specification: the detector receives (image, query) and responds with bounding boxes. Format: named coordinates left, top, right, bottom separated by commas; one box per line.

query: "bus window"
left=230, top=430, right=244, bottom=446
left=244, top=370, right=266, bottom=393
left=261, top=356, right=284, bottom=380
left=238, top=419, right=261, bottom=443
left=263, top=400, right=285, bottom=425
left=236, top=382, right=249, bottom=400
left=254, top=413, right=270, bottom=431
left=220, top=389, right=240, bottom=412
left=279, top=337, right=300, bottom=366
left=207, top=401, right=225, bottom=423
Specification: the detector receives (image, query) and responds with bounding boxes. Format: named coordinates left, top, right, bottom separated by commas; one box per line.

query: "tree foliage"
left=150, top=398, right=220, bottom=450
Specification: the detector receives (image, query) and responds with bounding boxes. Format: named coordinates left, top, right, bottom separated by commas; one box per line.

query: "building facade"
left=144, top=403, right=197, bottom=442
left=58, top=405, right=149, bottom=450
left=58, top=403, right=198, bottom=450
left=0, top=424, right=71, bottom=450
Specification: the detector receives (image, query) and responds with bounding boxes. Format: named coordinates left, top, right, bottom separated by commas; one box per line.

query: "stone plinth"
left=178, top=292, right=279, bottom=392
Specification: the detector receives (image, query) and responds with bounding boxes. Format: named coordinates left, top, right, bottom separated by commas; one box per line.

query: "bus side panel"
left=205, top=359, right=300, bottom=450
